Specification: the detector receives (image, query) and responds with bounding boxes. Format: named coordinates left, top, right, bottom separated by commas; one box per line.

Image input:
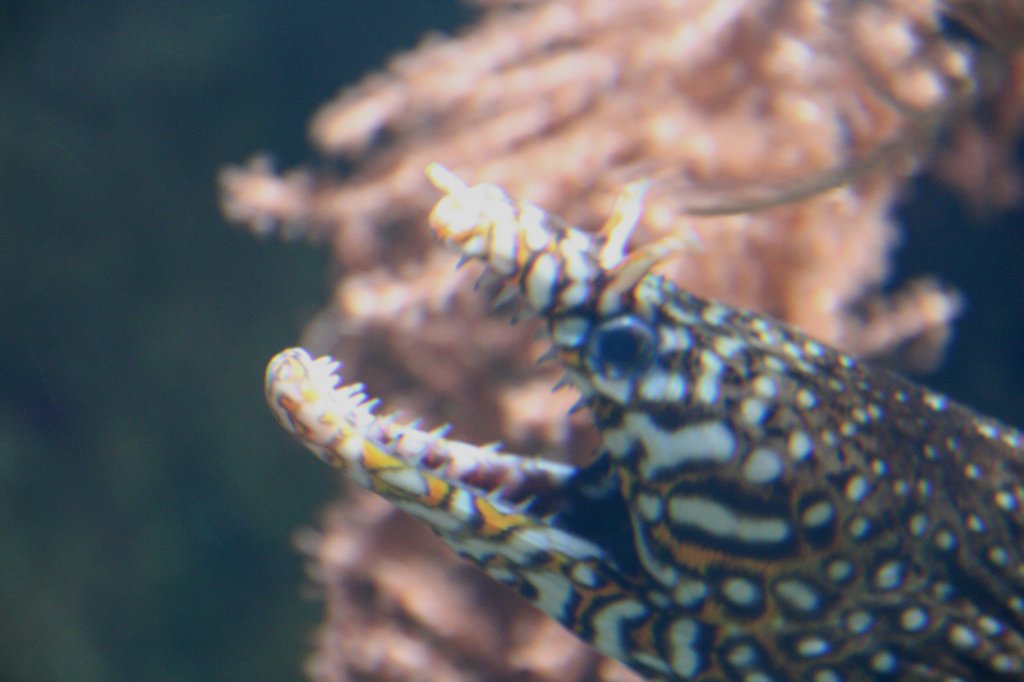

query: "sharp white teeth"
left=481, top=441, right=503, bottom=452
left=398, top=418, right=423, bottom=436
left=378, top=412, right=401, bottom=427
left=510, top=305, right=536, bottom=324
left=568, top=397, right=589, bottom=414
left=551, top=373, right=574, bottom=392
left=535, top=347, right=558, bottom=365
left=474, top=267, right=501, bottom=291
left=491, top=283, right=519, bottom=310
left=428, top=424, right=453, bottom=438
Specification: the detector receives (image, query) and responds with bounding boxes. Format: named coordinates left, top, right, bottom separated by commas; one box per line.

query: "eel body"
left=266, top=165, right=1024, bottom=681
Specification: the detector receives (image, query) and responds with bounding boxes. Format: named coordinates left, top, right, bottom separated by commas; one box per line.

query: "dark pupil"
left=588, top=317, right=654, bottom=379
left=600, top=328, right=643, bottom=368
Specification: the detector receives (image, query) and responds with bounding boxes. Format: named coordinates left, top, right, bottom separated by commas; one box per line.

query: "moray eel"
left=266, top=164, right=1024, bottom=681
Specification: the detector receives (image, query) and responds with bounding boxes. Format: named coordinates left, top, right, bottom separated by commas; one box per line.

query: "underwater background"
left=0, top=1, right=1021, bottom=681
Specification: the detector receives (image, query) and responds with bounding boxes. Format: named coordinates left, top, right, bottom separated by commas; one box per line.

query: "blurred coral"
left=220, top=1, right=1011, bottom=680
left=933, top=51, right=1024, bottom=212
left=945, top=0, right=1024, bottom=54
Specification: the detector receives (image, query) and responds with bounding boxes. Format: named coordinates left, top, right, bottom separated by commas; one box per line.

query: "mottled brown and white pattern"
left=267, top=167, right=1024, bottom=680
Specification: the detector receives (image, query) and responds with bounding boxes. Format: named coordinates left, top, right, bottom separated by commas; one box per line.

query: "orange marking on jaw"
left=361, top=439, right=406, bottom=472
left=423, top=475, right=452, bottom=508
left=475, top=496, right=527, bottom=537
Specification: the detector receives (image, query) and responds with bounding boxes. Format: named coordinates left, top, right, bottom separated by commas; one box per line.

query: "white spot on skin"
left=845, top=475, right=869, bottom=502
left=874, top=560, right=904, bottom=590
left=900, top=607, right=928, bottom=632
left=923, top=392, right=948, bottom=411
left=726, top=642, right=755, bottom=666
left=848, top=516, right=870, bottom=539
left=797, top=636, right=829, bottom=657
left=978, top=616, right=1003, bottom=636
left=400, top=500, right=474, bottom=534
left=659, top=326, right=692, bottom=351
left=375, top=466, right=429, bottom=497
left=871, top=650, right=897, bottom=673
left=753, top=376, right=778, bottom=398
left=992, top=654, right=1020, bottom=674
left=908, top=513, right=928, bottom=536
left=775, top=578, right=821, bottom=612
left=635, top=416, right=736, bottom=479
left=828, top=559, right=853, bottom=583
left=557, top=280, right=589, bottom=312
left=571, top=562, right=600, bottom=588
left=722, top=577, right=760, bottom=606
left=949, top=624, right=979, bottom=649
left=590, top=370, right=633, bottom=403
left=846, top=610, right=873, bottom=634
left=485, top=566, right=517, bottom=585
left=668, top=496, right=791, bottom=544
left=701, top=303, right=729, bottom=325
left=996, top=490, right=1017, bottom=511
left=796, top=388, right=818, bottom=409
left=601, top=427, right=633, bottom=459
left=743, top=448, right=784, bottom=484
left=516, top=203, right=553, bottom=251
left=523, top=570, right=574, bottom=620
left=631, top=652, right=672, bottom=675
left=630, top=513, right=679, bottom=587
left=551, top=316, right=589, bottom=347
left=673, top=579, right=707, bottom=608
left=525, top=252, right=558, bottom=310
left=976, top=422, right=1000, bottom=440
left=713, top=335, right=745, bottom=357
left=788, top=430, right=813, bottom=461
left=636, top=492, right=663, bottom=522
left=988, top=546, right=1009, bottom=566
left=803, top=340, right=825, bottom=357
left=782, top=341, right=805, bottom=360
left=446, top=487, right=477, bottom=523
left=668, top=618, right=702, bottom=677
left=934, top=528, right=957, bottom=551
left=509, top=527, right=604, bottom=564
left=638, top=370, right=670, bottom=402
left=486, top=217, right=519, bottom=275
left=740, top=398, right=768, bottom=425
left=638, top=370, right=687, bottom=403
left=590, top=598, right=647, bottom=658
left=802, top=500, right=834, bottom=527
left=695, top=350, right=724, bottom=404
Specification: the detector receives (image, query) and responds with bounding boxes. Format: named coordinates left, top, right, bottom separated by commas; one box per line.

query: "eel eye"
left=585, top=315, right=657, bottom=380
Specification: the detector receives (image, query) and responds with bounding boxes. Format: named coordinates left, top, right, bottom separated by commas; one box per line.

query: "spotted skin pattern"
left=266, top=165, right=1024, bottom=681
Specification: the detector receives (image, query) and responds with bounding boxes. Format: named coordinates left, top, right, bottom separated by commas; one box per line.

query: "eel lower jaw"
left=265, top=347, right=580, bottom=524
